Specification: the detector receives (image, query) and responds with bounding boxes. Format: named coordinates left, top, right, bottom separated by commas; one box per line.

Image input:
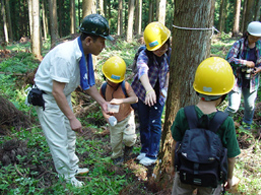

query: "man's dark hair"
left=80, top=33, right=99, bottom=41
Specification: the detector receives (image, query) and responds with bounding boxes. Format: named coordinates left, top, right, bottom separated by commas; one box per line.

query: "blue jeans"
left=225, top=88, right=257, bottom=125
left=137, top=99, right=164, bottom=159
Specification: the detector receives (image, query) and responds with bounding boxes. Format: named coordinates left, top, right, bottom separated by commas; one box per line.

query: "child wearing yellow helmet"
left=171, top=57, right=240, bottom=194
left=100, top=56, right=138, bottom=165
left=131, top=22, right=171, bottom=166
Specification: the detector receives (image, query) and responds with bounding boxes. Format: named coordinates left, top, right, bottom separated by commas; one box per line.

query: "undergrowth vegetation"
left=0, top=34, right=261, bottom=195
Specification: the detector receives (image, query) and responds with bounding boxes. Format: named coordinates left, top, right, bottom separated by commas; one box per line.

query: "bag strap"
left=101, top=82, right=107, bottom=99
left=121, top=80, right=128, bottom=97
left=101, top=81, right=128, bottom=99
left=184, top=105, right=198, bottom=129
left=208, top=111, right=228, bottom=133
left=184, top=105, right=228, bottom=133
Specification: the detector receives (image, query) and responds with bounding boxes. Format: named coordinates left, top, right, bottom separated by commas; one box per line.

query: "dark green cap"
left=79, top=14, right=114, bottom=41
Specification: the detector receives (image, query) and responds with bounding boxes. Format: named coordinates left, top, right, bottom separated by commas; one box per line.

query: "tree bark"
left=49, top=0, right=59, bottom=49
left=117, top=0, right=123, bottom=35
left=31, top=0, right=41, bottom=58
left=70, top=0, right=76, bottom=34
left=98, top=0, right=104, bottom=16
left=28, top=0, right=32, bottom=38
left=82, top=0, right=95, bottom=18
left=151, top=0, right=215, bottom=190
left=157, top=0, right=166, bottom=25
left=232, top=0, right=241, bottom=37
left=126, top=0, right=135, bottom=42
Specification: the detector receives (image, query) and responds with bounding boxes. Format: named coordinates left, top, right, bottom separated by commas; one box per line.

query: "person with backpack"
left=225, top=21, right=261, bottom=130
left=100, top=56, right=138, bottom=165
left=31, top=14, right=113, bottom=187
left=171, top=57, right=241, bottom=194
left=131, top=22, right=170, bottom=166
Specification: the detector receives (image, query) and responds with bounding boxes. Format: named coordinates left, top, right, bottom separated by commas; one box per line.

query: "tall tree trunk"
left=49, top=0, right=59, bottom=48
left=241, top=0, right=247, bottom=33
left=28, top=0, right=32, bottom=39
left=149, top=0, right=154, bottom=23
left=31, top=0, right=41, bottom=58
left=42, top=1, right=48, bottom=40
left=134, top=0, right=142, bottom=35
left=82, top=0, right=95, bottom=18
left=1, top=0, right=8, bottom=43
left=117, top=0, right=123, bottom=35
left=219, top=0, right=227, bottom=33
left=5, top=0, right=12, bottom=42
left=58, top=0, right=63, bottom=37
left=98, top=0, right=104, bottom=16
left=70, top=0, right=76, bottom=34
left=126, top=0, right=134, bottom=42
left=78, top=0, right=81, bottom=25
left=151, top=0, right=215, bottom=190
left=232, top=0, right=241, bottom=37
left=157, top=0, right=166, bottom=24
left=254, top=0, right=261, bottom=21
left=243, top=0, right=255, bottom=32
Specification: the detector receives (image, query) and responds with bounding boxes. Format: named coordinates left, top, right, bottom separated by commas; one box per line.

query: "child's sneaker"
left=136, top=153, right=146, bottom=161
left=139, top=157, right=156, bottom=166
left=124, top=146, right=133, bottom=162
left=113, top=156, right=124, bottom=165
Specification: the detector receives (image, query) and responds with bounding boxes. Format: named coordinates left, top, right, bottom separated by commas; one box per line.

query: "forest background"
left=1, top=0, right=261, bottom=194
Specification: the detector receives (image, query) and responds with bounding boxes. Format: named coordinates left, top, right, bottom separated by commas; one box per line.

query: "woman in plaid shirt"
left=225, top=21, right=261, bottom=129
left=131, top=22, right=170, bottom=166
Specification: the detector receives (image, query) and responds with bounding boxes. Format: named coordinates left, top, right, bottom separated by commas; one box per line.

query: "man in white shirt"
left=33, top=14, right=113, bottom=187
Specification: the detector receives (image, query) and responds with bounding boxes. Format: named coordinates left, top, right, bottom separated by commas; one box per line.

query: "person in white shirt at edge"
left=33, top=14, right=113, bottom=187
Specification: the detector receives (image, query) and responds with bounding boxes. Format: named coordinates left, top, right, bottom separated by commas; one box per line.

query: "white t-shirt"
left=34, top=38, right=82, bottom=96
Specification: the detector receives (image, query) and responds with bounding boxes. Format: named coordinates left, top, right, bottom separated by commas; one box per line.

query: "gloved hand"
left=108, top=116, right=117, bottom=126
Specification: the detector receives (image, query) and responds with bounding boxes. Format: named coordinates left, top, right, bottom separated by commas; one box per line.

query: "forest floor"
left=1, top=35, right=261, bottom=194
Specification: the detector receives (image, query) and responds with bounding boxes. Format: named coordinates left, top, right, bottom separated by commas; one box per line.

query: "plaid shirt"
left=131, top=50, right=169, bottom=105
left=226, top=38, right=261, bottom=92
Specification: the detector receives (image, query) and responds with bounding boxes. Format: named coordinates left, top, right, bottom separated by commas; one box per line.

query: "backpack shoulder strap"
left=184, top=105, right=198, bottom=129
left=208, top=111, right=228, bottom=133
left=121, top=80, right=128, bottom=97
left=101, top=82, right=107, bottom=99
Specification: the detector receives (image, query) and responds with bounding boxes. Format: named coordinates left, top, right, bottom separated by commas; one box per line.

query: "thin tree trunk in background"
left=243, top=0, right=255, bottom=32
left=99, top=0, right=104, bottom=16
left=5, top=0, right=12, bottom=42
left=49, top=0, right=59, bottom=48
left=134, top=0, right=142, bottom=35
left=23, top=0, right=28, bottom=37
left=232, top=0, right=241, bottom=37
left=58, top=0, right=63, bottom=37
left=70, top=0, right=76, bottom=34
left=103, top=0, right=106, bottom=17
left=1, top=0, right=8, bottom=43
left=157, top=0, right=166, bottom=24
left=254, top=0, right=261, bottom=21
left=31, top=0, right=41, bottom=58
left=28, top=0, right=32, bottom=39
left=149, top=0, right=154, bottom=23
left=117, top=0, right=123, bottom=35
left=78, top=0, right=81, bottom=25
left=151, top=0, right=215, bottom=189
left=42, top=1, right=48, bottom=40
left=219, top=0, right=227, bottom=33
left=126, top=0, right=134, bottom=42
left=241, top=0, right=247, bottom=32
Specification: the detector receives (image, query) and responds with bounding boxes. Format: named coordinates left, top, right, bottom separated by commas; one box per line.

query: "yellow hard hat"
left=143, top=22, right=171, bottom=51
left=102, top=56, right=126, bottom=83
left=193, top=57, right=235, bottom=96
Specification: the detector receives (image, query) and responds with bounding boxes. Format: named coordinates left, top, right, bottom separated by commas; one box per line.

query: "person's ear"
left=83, top=36, right=92, bottom=47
